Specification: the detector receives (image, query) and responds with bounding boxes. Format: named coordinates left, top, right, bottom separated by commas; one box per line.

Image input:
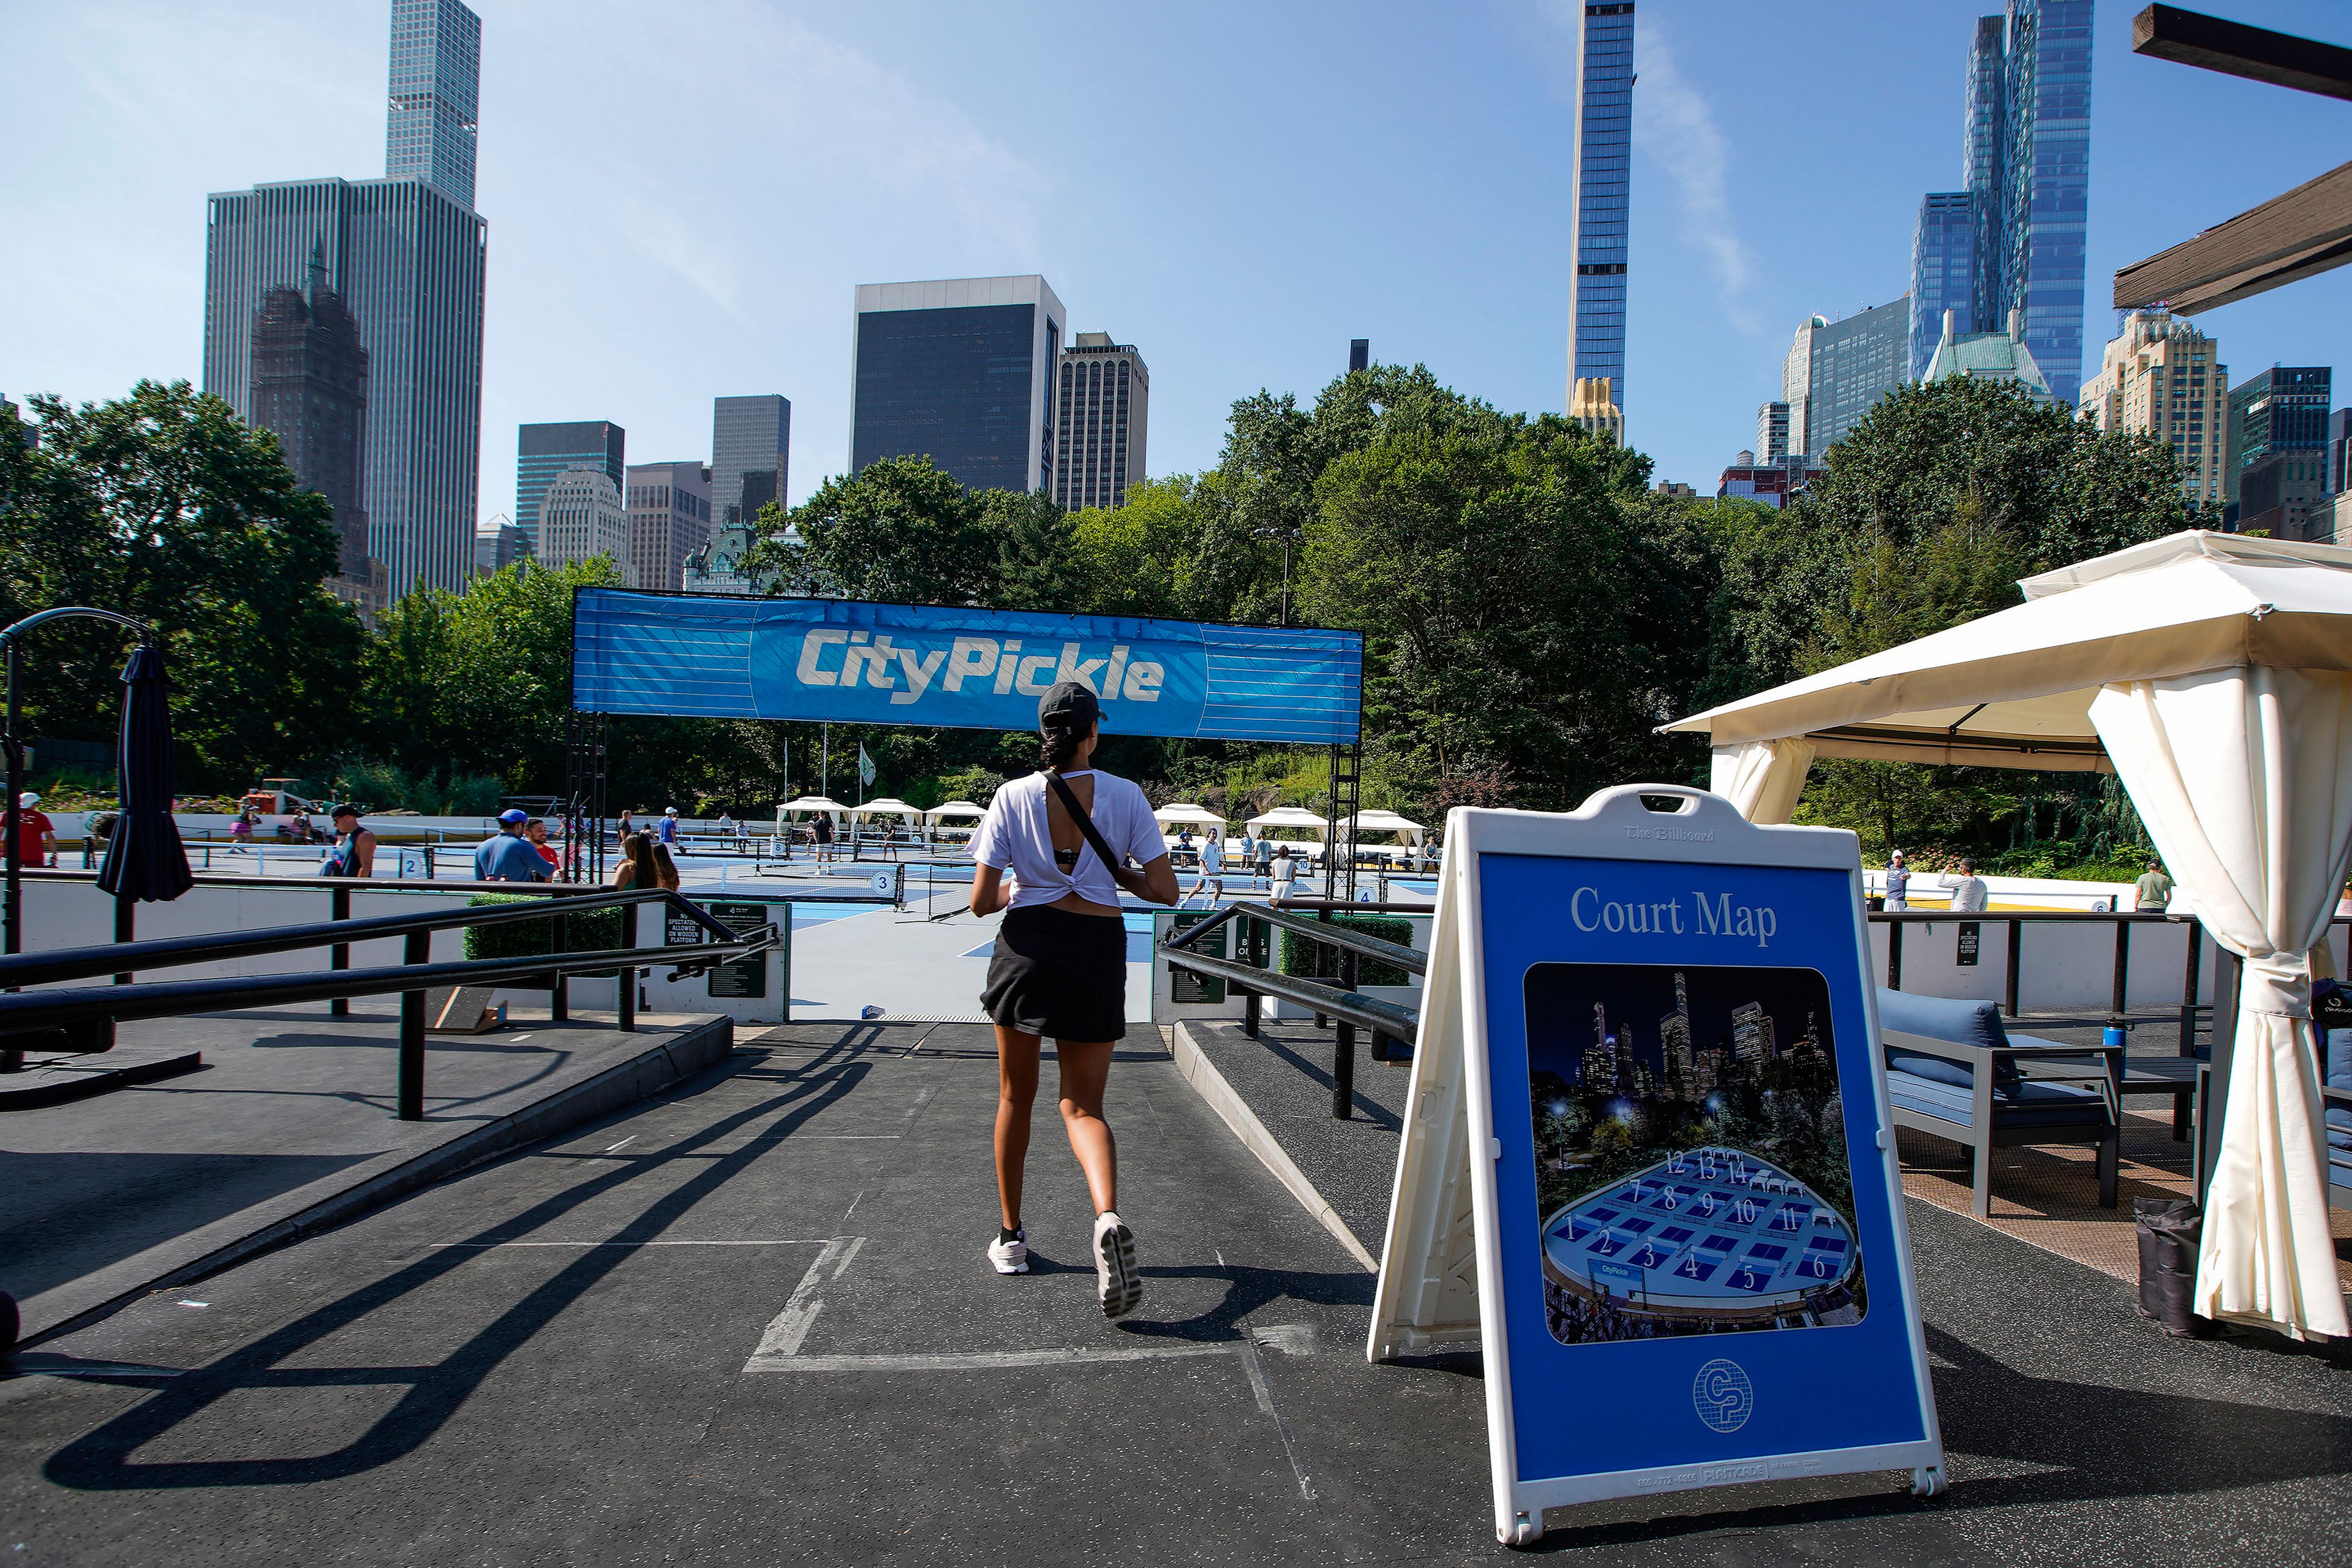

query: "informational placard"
left=1169, top=911, right=1227, bottom=1005
left=705, top=900, right=778, bottom=1000
left=1368, top=786, right=1943, bottom=1546
left=1957, top=922, right=1980, bottom=967
left=570, top=589, right=1362, bottom=745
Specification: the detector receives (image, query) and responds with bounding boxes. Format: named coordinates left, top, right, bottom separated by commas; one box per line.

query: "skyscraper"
left=386, top=0, right=479, bottom=208
left=624, top=461, right=712, bottom=592
left=515, top=421, right=625, bottom=552
left=535, top=468, right=627, bottom=572
left=1349, top=339, right=1370, bottom=374
left=1755, top=401, right=1790, bottom=462
left=711, top=394, right=791, bottom=529
left=1948, top=2, right=2093, bottom=410
left=249, top=243, right=382, bottom=616
left=2077, top=309, right=2227, bottom=505
left=1910, top=192, right=1976, bottom=380
left=1782, top=300, right=1910, bottom=454
left=202, top=0, right=486, bottom=601
left=2227, top=366, right=2331, bottom=502
left=1566, top=2, right=1635, bottom=417
left=1922, top=306, right=2055, bottom=404
left=1569, top=378, right=1624, bottom=444
left=1052, top=333, right=1150, bottom=513
left=850, top=276, right=1066, bottom=494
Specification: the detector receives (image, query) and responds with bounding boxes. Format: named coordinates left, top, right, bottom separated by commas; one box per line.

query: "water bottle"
left=2103, top=1023, right=2127, bottom=1051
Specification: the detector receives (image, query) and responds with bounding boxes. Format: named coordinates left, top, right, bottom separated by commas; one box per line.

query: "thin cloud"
left=1630, top=19, right=1760, bottom=333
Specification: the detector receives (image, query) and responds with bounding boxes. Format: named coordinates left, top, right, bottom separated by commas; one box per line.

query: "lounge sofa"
left=1879, top=987, right=2121, bottom=1219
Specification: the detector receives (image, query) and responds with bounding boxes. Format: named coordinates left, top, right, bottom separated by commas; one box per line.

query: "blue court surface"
left=1540, top=1145, right=1860, bottom=1328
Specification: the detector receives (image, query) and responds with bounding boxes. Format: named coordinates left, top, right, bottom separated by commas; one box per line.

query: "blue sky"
left=5, top=1, right=2351, bottom=514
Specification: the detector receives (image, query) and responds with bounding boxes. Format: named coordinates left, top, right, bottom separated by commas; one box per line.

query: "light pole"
left=1255, top=526, right=1298, bottom=628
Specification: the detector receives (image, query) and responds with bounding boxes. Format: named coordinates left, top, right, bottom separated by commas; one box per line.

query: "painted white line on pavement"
left=748, top=1236, right=859, bottom=1362
left=829, top=1235, right=867, bottom=1280
left=428, top=1240, right=832, bottom=1248
left=745, top=1342, right=1238, bottom=1374
left=1237, top=1334, right=1319, bottom=1502
left=605, top=1135, right=638, bottom=1153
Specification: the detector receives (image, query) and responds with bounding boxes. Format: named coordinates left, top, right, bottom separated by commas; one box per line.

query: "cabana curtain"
left=1708, top=738, right=1815, bottom=826
left=2090, top=668, right=2352, bottom=1340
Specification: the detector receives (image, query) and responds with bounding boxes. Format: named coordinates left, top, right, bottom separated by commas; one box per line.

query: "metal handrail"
left=0, top=884, right=731, bottom=991
left=1155, top=946, right=1418, bottom=1039
left=0, top=933, right=775, bottom=1034
left=1162, top=899, right=1427, bottom=974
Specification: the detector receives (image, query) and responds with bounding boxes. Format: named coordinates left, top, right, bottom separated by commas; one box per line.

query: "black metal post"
left=4, top=638, right=20, bottom=969
left=330, top=884, right=351, bottom=1017
left=2004, top=918, right=2024, bottom=1017
left=2201, top=948, right=2242, bottom=1201
left=1886, top=919, right=1903, bottom=990
left=550, top=907, right=570, bottom=1023
left=2179, top=920, right=2203, bottom=1057
left=1242, top=914, right=1262, bottom=1038
left=1333, top=945, right=1357, bottom=1120
left=1314, top=907, right=1331, bottom=1028
left=2110, top=918, right=2132, bottom=1019
left=113, top=897, right=134, bottom=985
left=617, top=899, right=636, bottom=1033
left=399, top=928, right=428, bottom=1120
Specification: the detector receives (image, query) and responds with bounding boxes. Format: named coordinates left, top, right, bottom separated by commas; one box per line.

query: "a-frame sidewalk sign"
left=1368, top=785, right=1945, bottom=1546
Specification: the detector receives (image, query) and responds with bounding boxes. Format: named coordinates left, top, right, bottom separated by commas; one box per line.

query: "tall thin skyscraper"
left=386, top=0, right=480, bottom=208
left=711, top=395, right=791, bottom=527
left=1566, top=2, right=1635, bottom=417
left=1052, top=334, right=1150, bottom=512
left=850, top=276, right=1066, bottom=494
left=249, top=243, right=381, bottom=616
left=1953, top=1, right=2093, bottom=410
left=202, top=0, right=486, bottom=600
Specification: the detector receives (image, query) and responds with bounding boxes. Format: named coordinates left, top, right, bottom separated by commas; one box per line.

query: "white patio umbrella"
left=1662, top=530, right=2352, bottom=1340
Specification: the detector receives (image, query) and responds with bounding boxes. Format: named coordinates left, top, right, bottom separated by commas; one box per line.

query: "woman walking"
left=969, top=682, right=1178, bottom=1316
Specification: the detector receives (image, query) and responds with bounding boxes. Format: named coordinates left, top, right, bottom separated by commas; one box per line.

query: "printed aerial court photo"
left=1523, top=962, right=1866, bottom=1346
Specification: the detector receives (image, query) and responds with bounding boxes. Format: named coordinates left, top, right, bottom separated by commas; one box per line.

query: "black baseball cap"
left=1038, top=680, right=1100, bottom=733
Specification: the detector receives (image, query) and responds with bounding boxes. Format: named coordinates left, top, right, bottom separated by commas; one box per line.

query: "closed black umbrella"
left=96, top=644, right=192, bottom=907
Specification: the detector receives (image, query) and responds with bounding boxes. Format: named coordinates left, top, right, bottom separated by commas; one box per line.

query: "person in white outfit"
left=1942, top=858, right=1988, bottom=913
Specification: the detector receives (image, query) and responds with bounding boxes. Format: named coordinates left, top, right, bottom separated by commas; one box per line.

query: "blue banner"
left=571, top=590, right=1362, bottom=744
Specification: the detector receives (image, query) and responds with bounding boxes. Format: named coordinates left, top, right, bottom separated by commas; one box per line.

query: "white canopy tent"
left=925, top=800, right=987, bottom=824
left=1154, top=802, right=1229, bottom=830
left=1665, top=532, right=2352, bottom=1341
left=1245, top=805, right=1332, bottom=845
left=851, top=797, right=924, bottom=823
left=1338, top=809, right=1427, bottom=847
left=775, top=796, right=848, bottom=820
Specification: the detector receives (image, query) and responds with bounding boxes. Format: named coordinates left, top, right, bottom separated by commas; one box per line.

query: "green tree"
left=0, top=380, right=363, bottom=787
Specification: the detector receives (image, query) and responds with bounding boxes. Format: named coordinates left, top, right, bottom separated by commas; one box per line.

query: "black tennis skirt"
left=981, top=903, right=1128, bottom=1042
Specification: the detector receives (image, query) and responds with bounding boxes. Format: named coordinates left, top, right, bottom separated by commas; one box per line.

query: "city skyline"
left=12, top=2, right=2352, bottom=512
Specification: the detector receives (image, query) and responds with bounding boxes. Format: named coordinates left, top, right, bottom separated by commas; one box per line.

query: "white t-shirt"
left=1199, top=838, right=1223, bottom=874
left=972, top=770, right=1167, bottom=910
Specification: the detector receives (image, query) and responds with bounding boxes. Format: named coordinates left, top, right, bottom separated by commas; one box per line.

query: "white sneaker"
left=986, top=1230, right=1029, bottom=1275
left=1093, top=1211, right=1141, bottom=1318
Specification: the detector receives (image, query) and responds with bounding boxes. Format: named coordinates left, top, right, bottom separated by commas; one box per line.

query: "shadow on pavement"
left=40, top=1040, right=869, bottom=1492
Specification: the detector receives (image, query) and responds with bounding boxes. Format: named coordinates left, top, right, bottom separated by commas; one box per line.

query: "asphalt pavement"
left=3, top=1020, right=2348, bottom=1565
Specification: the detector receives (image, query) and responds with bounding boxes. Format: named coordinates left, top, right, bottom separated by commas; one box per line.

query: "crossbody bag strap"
left=1044, top=772, right=1144, bottom=894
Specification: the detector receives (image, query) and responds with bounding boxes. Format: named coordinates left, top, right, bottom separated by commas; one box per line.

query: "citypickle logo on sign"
left=571, top=590, right=1362, bottom=745
left=1692, top=1359, right=1755, bottom=1434
left=792, top=628, right=1167, bottom=708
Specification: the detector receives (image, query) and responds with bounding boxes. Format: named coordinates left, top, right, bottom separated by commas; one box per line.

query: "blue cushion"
left=1879, top=987, right=2010, bottom=1050
left=1886, top=1047, right=1975, bottom=1090
left=2329, top=1027, right=2352, bottom=1093
left=1990, top=1079, right=2110, bottom=1129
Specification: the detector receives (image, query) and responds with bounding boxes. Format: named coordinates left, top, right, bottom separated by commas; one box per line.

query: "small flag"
left=858, top=744, right=876, bottom=787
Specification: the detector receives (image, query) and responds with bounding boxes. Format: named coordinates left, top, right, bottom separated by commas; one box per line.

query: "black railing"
left=0, top=883, right=771, bottom=1120
left=1161, top=900, right=1424, bottom=1120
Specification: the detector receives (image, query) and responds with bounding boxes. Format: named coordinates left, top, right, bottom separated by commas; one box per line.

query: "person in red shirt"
left=526, top=816, right=560, bottom=868
left=16, top=792, right=55, bottom=869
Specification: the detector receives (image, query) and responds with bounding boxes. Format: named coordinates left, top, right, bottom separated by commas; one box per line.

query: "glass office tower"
left=1962, top=1, right=2094, bottom=410
left=516, top=422, right=626, bottom=552
left=1910, top=193, right=1976, bottom=381
left=1567, top=2, right=1635, bottom=415
left=711, top=395, right=791, bottom=527
left=2227, top=366, right=2332, bottom=503
left=387, top=0, right=480, bottom=208
left=850, top=276, right=1066, bottom=494
left=202, top=0, right=485, bottom=601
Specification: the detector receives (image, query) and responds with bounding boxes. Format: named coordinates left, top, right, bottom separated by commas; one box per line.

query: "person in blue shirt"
left=475, top=809, right=552, bottom=882
left=657, top=807, right=680, bottom=848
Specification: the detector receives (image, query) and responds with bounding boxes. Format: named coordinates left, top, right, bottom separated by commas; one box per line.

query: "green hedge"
left=1276, top=913, right=1416, bottom=987
left=461, top=893, right=624, bottom=961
